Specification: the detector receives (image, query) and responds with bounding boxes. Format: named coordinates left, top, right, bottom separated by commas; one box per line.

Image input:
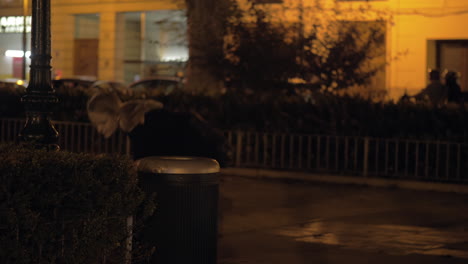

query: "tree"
left=182, top=0, right=388, bottom=97
left=184, top=0, right=235, bottom=95
left=222, top=0, right=388, bottom=97
left=223, top=3, right=301, bottom=93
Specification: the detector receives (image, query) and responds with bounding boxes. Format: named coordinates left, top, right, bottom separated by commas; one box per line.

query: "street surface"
left=218, top=175, right=468, bottom=264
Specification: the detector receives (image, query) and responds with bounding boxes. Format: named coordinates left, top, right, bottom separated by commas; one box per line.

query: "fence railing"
left=225, top=131, right=468, bottom=183
left=2, top=118, right=467, bottom=183
left=0, top=118, right=130, bottom=155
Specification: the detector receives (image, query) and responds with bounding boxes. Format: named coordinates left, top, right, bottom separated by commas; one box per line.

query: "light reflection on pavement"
left=274, top=222, right=468, bottom=258
left=218, top=175, right=468, bottom=264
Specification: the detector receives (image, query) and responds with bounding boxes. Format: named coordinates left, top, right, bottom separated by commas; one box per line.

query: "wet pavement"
left=218, top=175, right=468, bottom=264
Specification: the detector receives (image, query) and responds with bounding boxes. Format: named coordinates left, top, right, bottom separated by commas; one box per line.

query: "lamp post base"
left=19, top=94, right=59, bottom=150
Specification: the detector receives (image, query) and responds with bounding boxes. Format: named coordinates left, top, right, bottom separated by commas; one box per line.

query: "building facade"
left=0, top=0, right=31, bottom=80
left=377, top=0, right=468, bottom=99
left=0, top=0, right=468, bottom=99
left=0, top=0, right=187, bottom=83
left=268, top=0, right=468, bottom=99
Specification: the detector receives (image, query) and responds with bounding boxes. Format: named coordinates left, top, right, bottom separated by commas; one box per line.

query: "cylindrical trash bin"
left=137, top=156, right=220, bottom=264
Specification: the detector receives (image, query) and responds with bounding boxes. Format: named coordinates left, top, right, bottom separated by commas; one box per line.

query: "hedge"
left=0, top=144, right=154, bottom=264
left=157, top=91, right=468, bottom=141
left=2, top=90, right=468, bottom=141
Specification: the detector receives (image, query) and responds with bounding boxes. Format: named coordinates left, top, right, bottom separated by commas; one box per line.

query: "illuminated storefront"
left=0, top=15, right=31, bottom=79
left=64, top=10, right=187, bottom=83
left=0, top=0, right=187, bottom=83
left=121, top=10, right=187, bottom=83
left=48, top=0, right=186, bottom=83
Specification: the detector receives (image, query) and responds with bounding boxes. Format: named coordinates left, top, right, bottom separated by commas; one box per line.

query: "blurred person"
left=414, top=69, right=447, bottom=106
left=398, top=90, right=414, bottom=105
left=86, top=92, right=123, bottom=138
left=87, top=92, right=229, bottom=166
left=445, top=71, right=462, bottom=104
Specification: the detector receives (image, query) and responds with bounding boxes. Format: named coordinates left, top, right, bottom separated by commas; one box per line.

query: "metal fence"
left=225, top=131, right=468, bottom=183
left=2, top=118, right=467, bottom=183
left=0, top=118, right=130, bottom=155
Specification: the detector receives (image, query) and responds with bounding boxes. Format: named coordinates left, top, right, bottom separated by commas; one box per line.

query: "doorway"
left=74, top=14, right=100, bottom=78
left=437, top=40, right=468, bottom=91
left=73, top=39, right=99, bottom=77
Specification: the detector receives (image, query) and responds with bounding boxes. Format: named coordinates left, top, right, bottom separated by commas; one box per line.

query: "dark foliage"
left=223, top=5, right=300, bottom=92
left=0, top=91, right=25, bottom=118
left=222, top=1, right=386, bottom=94
left=2, top=89, right=468, bottom=141
left=0, top=144, right=155, bottom=263
left=157, top=91, right=468, bottom=141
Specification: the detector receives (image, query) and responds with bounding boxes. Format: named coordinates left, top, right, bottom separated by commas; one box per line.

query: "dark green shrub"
left=0, top=93, right=24, bottom=118
left=3, top=88, right=467, bottom=141
left=0, top=144, right=152, bottom=264
left=157, top=91, right=468, bottom=141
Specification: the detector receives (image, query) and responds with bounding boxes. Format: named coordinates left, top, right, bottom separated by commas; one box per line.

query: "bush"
left=0, top=144, right=153, bottom=264
left=156, top=91, right=468, bottom=141
left=0, top=92, right=24, bottom=118
left=4, top=88, right=468, bottom=141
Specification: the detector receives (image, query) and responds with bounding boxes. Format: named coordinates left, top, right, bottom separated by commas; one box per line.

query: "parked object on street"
left=128, top=75, right=184, bottom=97
left=53, top=77, right=129, bottom=97
left=89, top=80, right=128, bottom=96
left=136, top=156, right=220, bottom=264
left=53, top=77, right=95, bottom=95
left=0, top=78, right=27, bottom=93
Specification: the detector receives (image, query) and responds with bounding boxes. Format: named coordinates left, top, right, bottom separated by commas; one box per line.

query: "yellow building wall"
left=389, top=12, right=468, bottom=98
left=336, top=0, right=468, bottom=100
left=50, top=13, right=74, bottom=78
left=99, top=12, right=118, bottom=81
left=0, top=0, right=23, bottom=16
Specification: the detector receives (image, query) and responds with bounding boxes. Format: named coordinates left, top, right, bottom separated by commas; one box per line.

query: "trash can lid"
left=136, top=156, right=220, bottom=174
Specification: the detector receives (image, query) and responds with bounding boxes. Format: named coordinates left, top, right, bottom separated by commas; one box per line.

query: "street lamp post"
left=22, top=0, right=28, bottom=80
left=18, top=0, right=59, bottom=150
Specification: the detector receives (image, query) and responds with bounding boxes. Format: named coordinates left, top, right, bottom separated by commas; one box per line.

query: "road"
left=218, top=175, right=468, bottom=264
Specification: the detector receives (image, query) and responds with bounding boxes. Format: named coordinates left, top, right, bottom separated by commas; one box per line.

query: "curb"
left=221, top=167, right=468, bottom=194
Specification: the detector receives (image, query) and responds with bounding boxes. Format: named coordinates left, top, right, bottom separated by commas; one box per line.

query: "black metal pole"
left=22, top=0, right=28, bottom=80
left=18, top=0, right=59, bottom=150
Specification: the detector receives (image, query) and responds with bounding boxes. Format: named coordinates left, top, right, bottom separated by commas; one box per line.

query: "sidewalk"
left=218, top=173, right=468, bottom=264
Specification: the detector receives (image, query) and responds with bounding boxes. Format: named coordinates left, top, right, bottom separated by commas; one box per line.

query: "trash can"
left=137, top=156, right=220, bottom=264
